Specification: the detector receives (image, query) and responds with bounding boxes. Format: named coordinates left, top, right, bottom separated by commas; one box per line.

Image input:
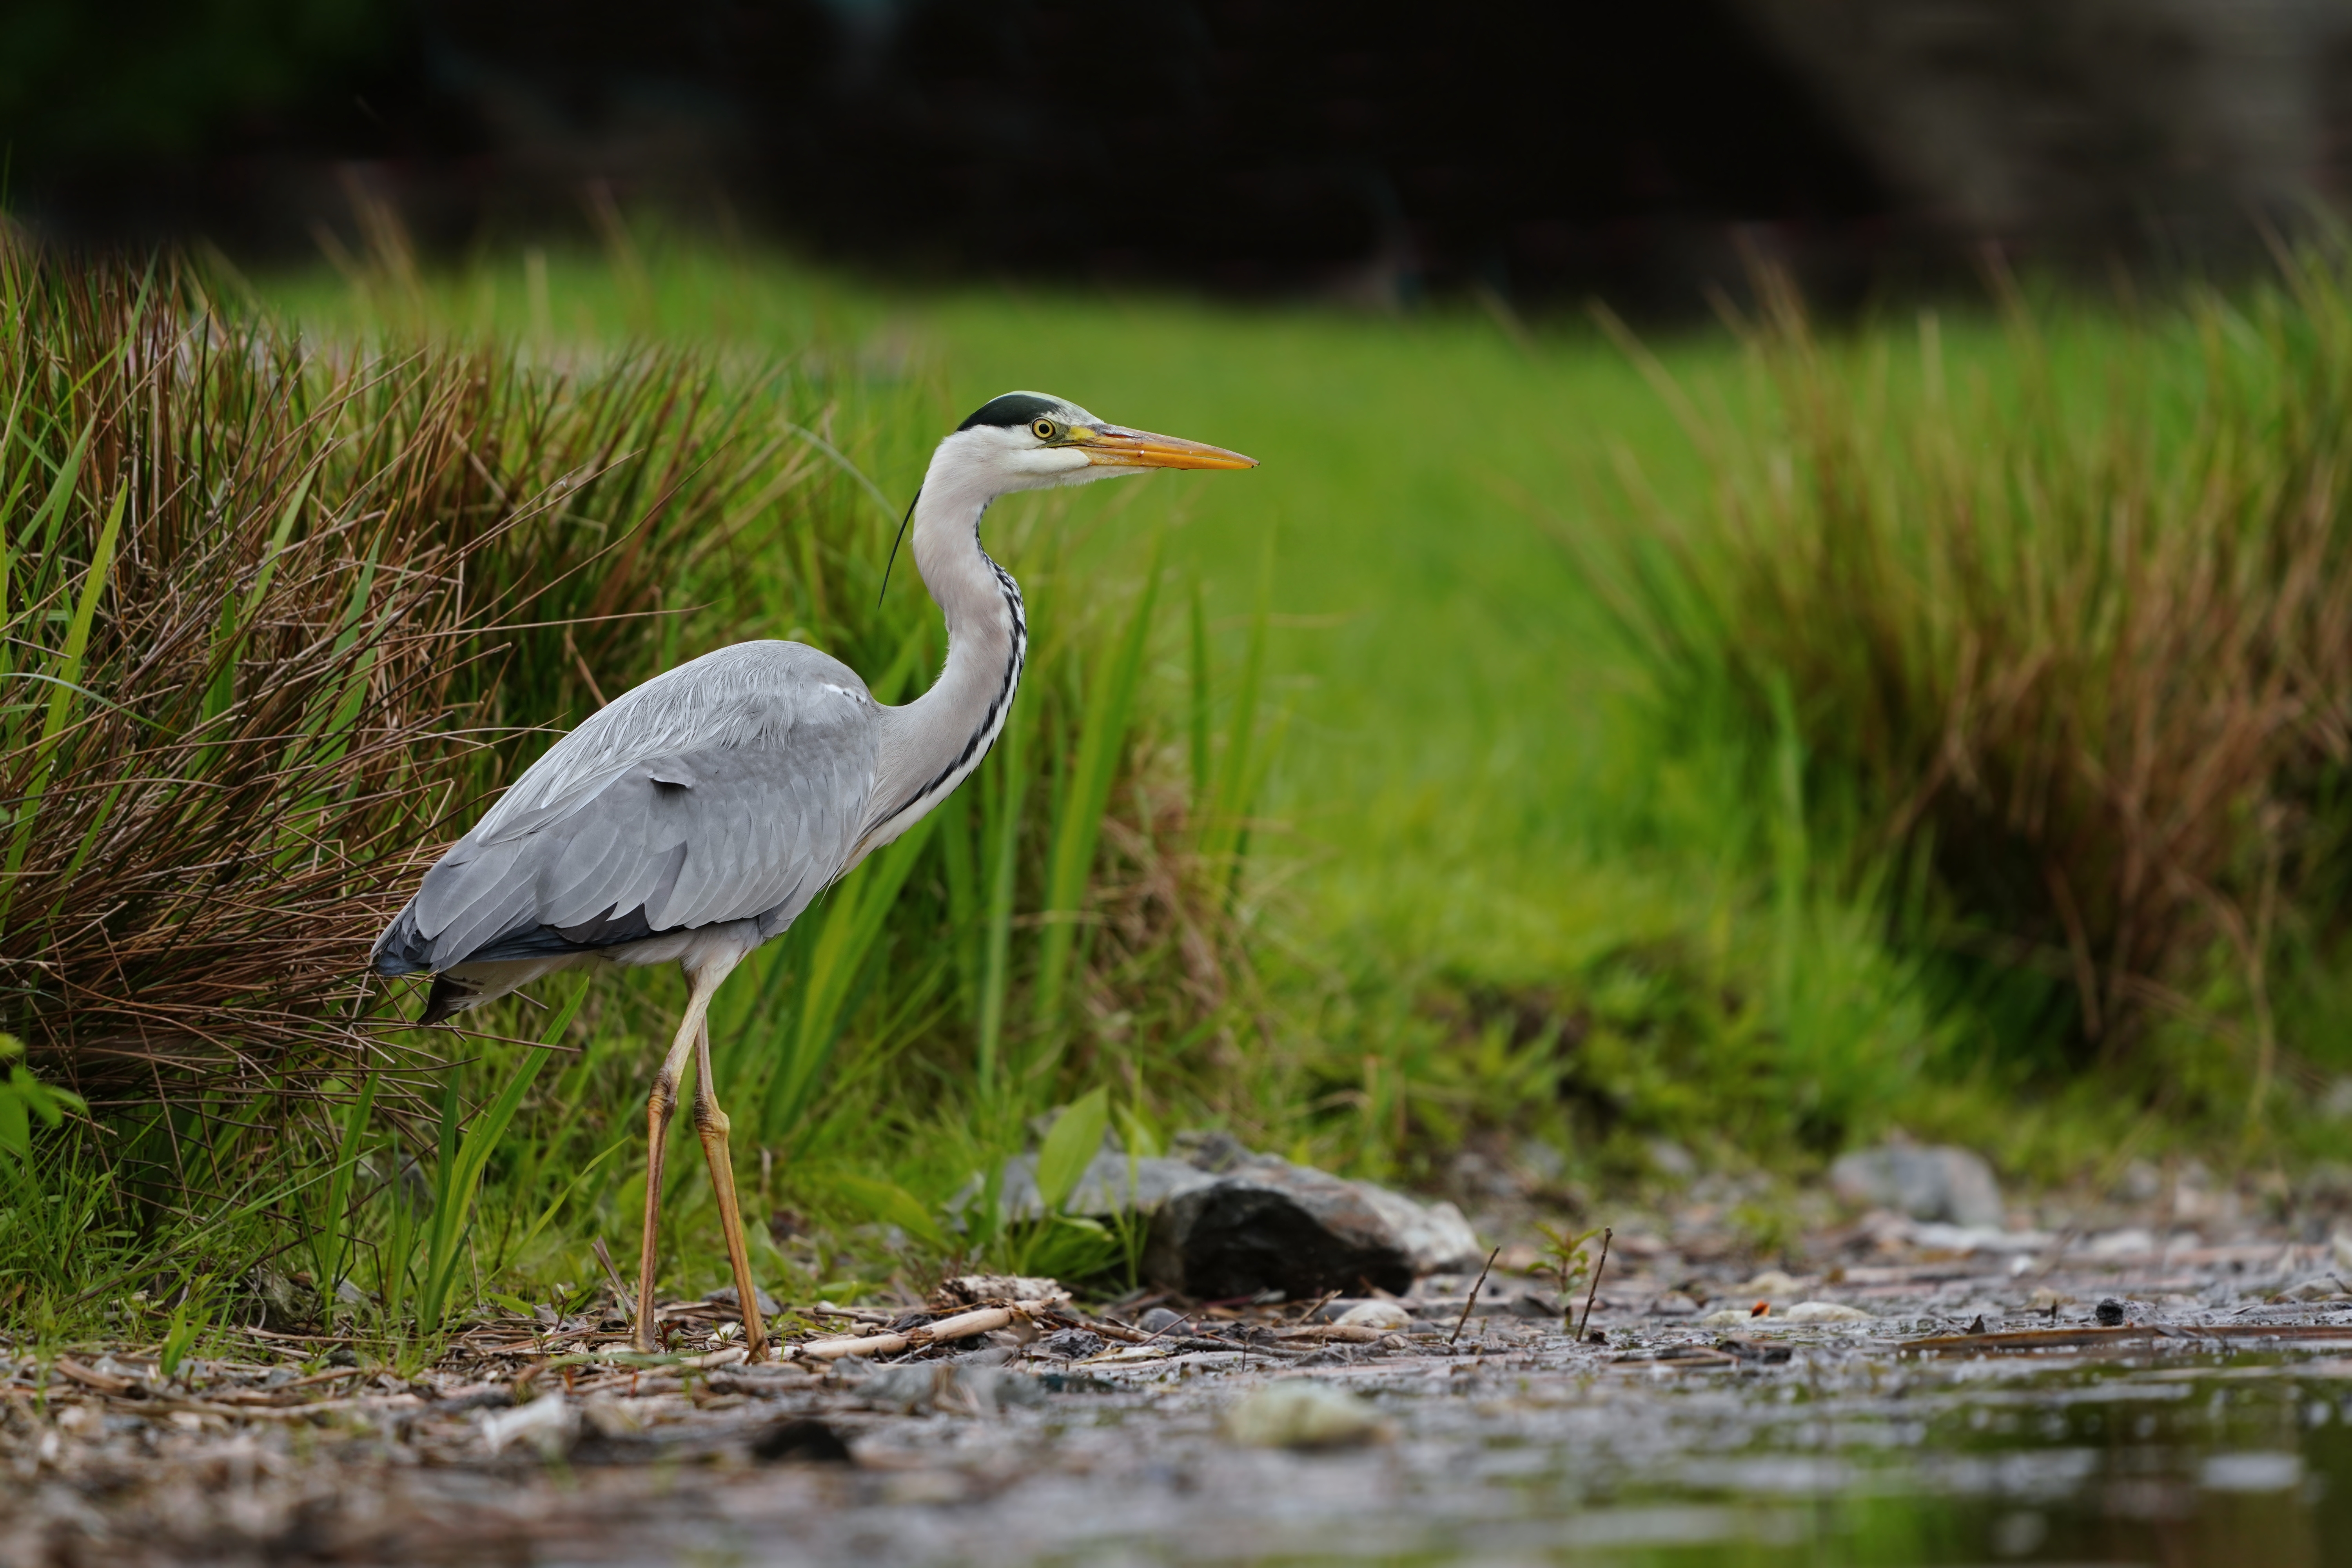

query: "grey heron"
left=372, top=392, right=1255, bottom=1357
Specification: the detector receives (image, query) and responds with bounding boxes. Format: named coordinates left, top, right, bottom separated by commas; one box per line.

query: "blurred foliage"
left=0, top=1, right=396, bottom=166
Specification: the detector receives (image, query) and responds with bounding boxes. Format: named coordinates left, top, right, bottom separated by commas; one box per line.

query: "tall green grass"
left=0, top=229, right=1285, bottom=1342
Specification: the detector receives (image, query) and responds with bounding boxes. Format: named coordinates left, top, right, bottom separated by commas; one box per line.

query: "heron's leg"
left=633, top=964, right=731, bottom=1354
left=691, top=1019, right=769, bottom=1362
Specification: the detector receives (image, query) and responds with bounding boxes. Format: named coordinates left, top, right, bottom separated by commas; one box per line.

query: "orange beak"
left=1076, top=426, right=1258, bottom=470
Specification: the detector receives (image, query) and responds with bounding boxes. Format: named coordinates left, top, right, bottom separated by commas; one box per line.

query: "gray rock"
left=1039, top=1328, right=1105, bottom=1359
left=1352, top=1180, right=1487, bottom=1276
left=1144, top=1156, right=1484, bottom=1299
left=239, top=1266, right=320, bottom=1332
left=702, top=1283, right=782, bottom=1316
left=968, top=1130, right=1484, bottom=1300
left=1829, top=1144, right=2005, bottom=1229
left=1646, top=1139, right=1699, bottom=1181
left=983, top=1149, right=1221, bottom=1221
left=851, top=1363, right=1049, bottom=1415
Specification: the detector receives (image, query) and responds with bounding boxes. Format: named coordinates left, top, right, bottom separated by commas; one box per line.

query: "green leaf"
left=0, top=1034, right=86, bottom=1162
left=159, top=1286, right=207, bottom=1381
left=1033, top=1086, right=1110, bottom=1215
left=832, top=1172, right=946, bottom=1250
left=0, top=1080, right=26, bottom=1163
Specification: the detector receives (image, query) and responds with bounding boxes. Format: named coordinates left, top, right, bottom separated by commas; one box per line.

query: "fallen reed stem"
left=1450, top=1246, right=1502, bottom=1346
left=1577, top=1227, right=1613, bottom=1341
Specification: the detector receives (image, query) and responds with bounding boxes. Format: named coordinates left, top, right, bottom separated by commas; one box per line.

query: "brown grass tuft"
left=1585, top=258, right=2352, bottom=1081
left=0, top=237, right=788, bottom=1099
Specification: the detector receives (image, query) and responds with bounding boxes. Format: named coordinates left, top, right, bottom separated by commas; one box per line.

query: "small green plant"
left=0, top=1033, right=83, bottom=1168
left=1534, top=1221, right=1602, bottom=1311
left=157, top=1278, right=211, bottom=1380
left=1009, top=1087, right=1123, bottom=1281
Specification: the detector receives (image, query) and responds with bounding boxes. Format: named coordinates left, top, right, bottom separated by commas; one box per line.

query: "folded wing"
left=373, top=642, right=882, bottom=975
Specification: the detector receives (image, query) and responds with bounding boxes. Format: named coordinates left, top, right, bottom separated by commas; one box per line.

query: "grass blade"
left=1034, top=544, right=1162, bottom=1028
left=417, top=980, right=590, bottom=1328
left=1033, top=1086, right=1109, bottom=1214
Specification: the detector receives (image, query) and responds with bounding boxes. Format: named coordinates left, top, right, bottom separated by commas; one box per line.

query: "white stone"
left=1224, top=1382, right=1392, bottom=1448
left=1781, top=1300, right=1873, bottom=1323
left=480, top=1392, right=577, bottom=1457
left=1335, top=1300, right=1415, bottom=1330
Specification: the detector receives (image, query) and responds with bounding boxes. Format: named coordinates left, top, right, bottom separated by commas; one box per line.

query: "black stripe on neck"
left=868, top=559, right=1027, bottom=834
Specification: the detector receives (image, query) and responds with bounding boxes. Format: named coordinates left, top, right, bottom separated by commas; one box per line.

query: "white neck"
left=860, top=445, right=1027, bottom=850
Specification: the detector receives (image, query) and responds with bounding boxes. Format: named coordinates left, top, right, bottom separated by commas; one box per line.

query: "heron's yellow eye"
left=1031, top=417, right=1057, bottom=441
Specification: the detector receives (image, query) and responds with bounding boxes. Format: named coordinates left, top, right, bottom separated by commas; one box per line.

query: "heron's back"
left=373, top=641, right=883, bottom=984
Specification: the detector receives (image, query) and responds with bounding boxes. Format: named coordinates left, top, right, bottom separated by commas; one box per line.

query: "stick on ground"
left=1450, top=1247, right=1502, bottom=1346
left=1577, top=1227, right=1613, bottom=1341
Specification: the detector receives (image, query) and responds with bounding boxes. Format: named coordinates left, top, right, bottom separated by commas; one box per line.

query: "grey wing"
left=373, top=642, right=881, bottom=974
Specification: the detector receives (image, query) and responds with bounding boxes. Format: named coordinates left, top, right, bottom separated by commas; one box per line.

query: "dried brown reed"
left=0, top=236, right=794, bottom=1101
left=1588, top=259, right=2352, bottom=1082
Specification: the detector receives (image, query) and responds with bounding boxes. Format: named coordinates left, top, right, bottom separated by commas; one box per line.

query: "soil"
left=8, top=1209, right=2352, bottom=1566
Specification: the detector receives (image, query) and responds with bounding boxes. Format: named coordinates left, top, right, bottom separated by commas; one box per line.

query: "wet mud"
left=8, top=1229, right=2352, bottom=1566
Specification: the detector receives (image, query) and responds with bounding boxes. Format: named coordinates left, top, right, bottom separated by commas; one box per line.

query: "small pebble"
left=1781, top=1301, right=1873, bottom=1324
left=1039, top=1328, right=1105, bottom=1359
left=1138, top=1307, right=1187, bottom=1334
left=1335, top=1301, right=1413, bottom=1331
left=1224, top=1382, right=1392, bottom=1449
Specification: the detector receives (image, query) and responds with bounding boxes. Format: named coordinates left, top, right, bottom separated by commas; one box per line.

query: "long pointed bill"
left=1078, top=426, right=1258, bottom=470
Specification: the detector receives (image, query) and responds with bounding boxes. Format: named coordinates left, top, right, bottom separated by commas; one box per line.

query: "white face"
left=951, top=402, right=1135, bottom=492
left=931, top=391, right=1257, bottom=502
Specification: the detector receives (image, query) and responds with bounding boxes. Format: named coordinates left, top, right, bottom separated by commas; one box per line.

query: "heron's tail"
left=372, top=902, right=435, bottom=976
left=374, top=902, right=474, bottom=1023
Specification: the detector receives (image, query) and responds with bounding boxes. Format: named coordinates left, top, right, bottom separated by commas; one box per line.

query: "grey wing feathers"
left=374, top=642, right=880, bottom=974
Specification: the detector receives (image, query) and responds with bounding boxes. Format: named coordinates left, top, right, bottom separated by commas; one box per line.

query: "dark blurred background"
left=8, top=0, right=2352, bottom=307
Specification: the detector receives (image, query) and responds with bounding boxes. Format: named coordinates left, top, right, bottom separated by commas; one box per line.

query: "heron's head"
left=944, top=391, right=1257, bottom=493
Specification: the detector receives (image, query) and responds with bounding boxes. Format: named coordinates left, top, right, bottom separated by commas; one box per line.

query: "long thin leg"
left=693, top=1018, right=769, bottom=1362
left=633, top=962, right=733, bottom=1354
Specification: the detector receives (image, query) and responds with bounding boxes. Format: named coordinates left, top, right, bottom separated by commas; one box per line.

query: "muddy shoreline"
left=10, top=1214, right=2352, bottom=1566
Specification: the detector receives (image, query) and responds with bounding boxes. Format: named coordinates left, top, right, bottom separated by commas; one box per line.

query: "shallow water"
left=13, top=1309, right=2352, bottom=1565
left=864, top=1343, right=2352, bottom=1567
